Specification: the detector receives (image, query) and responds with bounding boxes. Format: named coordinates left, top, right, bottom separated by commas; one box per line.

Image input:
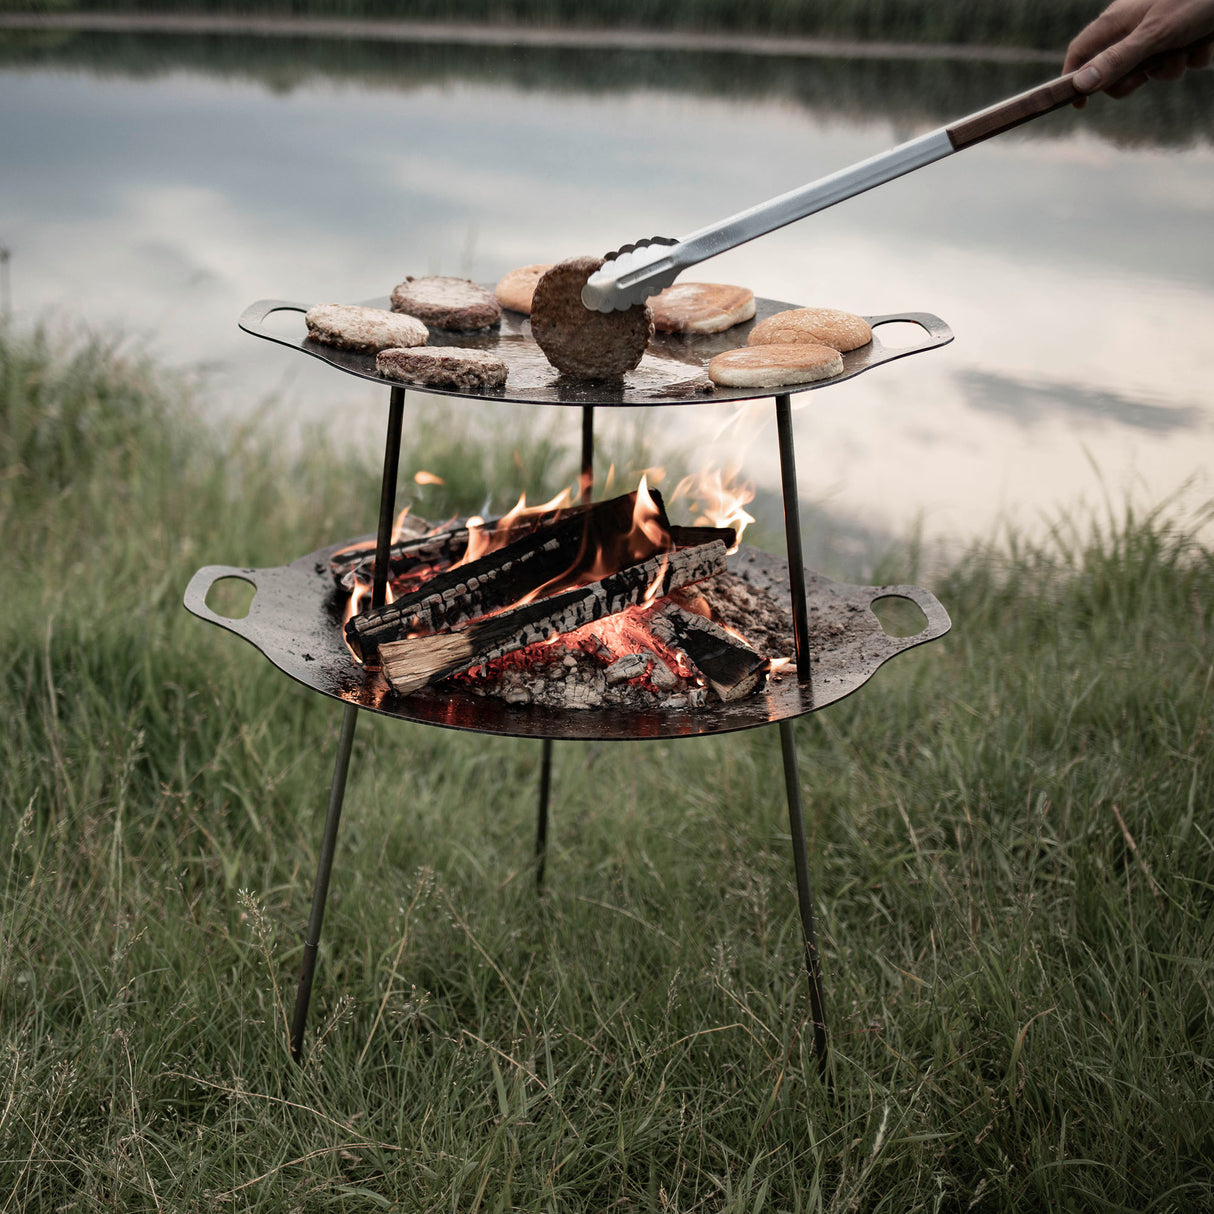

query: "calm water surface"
left=3, top=30, right=1213, bottom=558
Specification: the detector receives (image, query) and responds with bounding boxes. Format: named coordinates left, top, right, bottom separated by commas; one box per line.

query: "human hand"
left=1064, top=0, right=1214, bottom=104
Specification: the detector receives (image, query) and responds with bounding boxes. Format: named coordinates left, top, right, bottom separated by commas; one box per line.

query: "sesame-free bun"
left=530, top=256, right=654, bottom=379
left=747, top=306, right=872, bottom=352
left=304, top=304, right=429, bottom=353
left=708, top=343, right=843, bottom=389
left=647, top=282, right=756, bottom=334
left=494, top=264, right=552, bottom=315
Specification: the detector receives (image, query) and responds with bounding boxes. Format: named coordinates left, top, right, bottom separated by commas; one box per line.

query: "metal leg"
left=580, top=405, right=595, bottom=504
left=779, top=718, right=829, bottom=1079
left=292, top=384, right=404, bottom=1061
left=372, top=385, right=407, bottom=610
left=535, top=738, right=553, bottom=890
left=535, top=405, right=591, bottom=889
left=774, top=393, right=812, bottom=684
left=290, top=702, right=359, bottom=1061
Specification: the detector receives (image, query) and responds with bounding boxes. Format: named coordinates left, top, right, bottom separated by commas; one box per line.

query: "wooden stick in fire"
left=330, top=499, right=602, bottom=586
left=648, top=601, right=770, bottom=702
left=331, top=507, right=734, bottom=591
left=380, top=540, right=730, bottom=696
left=347, top=490, right=670, bottom=661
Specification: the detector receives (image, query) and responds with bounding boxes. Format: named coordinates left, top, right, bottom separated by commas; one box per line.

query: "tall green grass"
left=1, top=323, right=1211, bottom=1211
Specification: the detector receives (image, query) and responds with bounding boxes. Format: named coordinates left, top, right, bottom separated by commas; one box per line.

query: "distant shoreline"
left=0, top=12, right=1060, bottom=64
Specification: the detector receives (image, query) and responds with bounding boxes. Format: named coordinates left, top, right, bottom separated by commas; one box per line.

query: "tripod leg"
left=779, top=719, right=829, bottom=1079
left=535, top=739, right=553, bottom=890
left=290, top=702, right=359, bottom=1062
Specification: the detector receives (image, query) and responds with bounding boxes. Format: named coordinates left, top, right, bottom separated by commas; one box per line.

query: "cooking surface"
left=239, top=295, right=953, bottom=407
left=184, top=541, right=951, bottom=741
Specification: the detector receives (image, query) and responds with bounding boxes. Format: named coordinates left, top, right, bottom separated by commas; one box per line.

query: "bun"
left=708, top=343, right=843, bottom=388
left=647, top=282, right=756, bottom=334
left=747, top=307, right=871, bottom=352
left=494, top=264, right=552, bottom=315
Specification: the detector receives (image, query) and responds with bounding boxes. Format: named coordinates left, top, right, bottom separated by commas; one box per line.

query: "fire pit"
left=184, top=530, right=948, bottom=740
left=188, top=290, right=954, bottom=1074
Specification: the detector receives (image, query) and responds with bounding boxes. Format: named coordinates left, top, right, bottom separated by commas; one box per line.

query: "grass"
left=1, top=322, right=1212, bottom=1211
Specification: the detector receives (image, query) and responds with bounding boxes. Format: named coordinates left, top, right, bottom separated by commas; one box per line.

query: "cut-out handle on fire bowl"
left=183, top=565, right=266, bottom=644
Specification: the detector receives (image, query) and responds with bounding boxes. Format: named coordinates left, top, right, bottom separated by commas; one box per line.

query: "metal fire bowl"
left=184, top=541, right=950, bottom=742
left=238, top=295, right=952, bottom=407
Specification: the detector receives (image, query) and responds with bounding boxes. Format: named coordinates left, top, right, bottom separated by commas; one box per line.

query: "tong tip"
left=582, top=237, right=680, bottom=312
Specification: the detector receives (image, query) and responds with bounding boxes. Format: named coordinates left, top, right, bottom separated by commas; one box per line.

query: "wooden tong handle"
left=947, top=73, right=1083, bottom=151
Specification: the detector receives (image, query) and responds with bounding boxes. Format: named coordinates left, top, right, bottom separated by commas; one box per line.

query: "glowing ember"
left=336, top=469, right=791, bottom=706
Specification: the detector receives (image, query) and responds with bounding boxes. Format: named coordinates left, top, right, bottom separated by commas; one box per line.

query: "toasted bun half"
left=747, top=307, right=872, bottom=352
left=376, top=346, right=508, bottom=391
left=530, top=256, right=653, bottom=379
left=390, top=276, right=502, bottom=331
left=494, top=264, right=552, bottom=315
left=708, top=343, right=843, bottom=388
left=647, top=282, right=756, bottom=334
left=305, top=304, right=428, bottom=353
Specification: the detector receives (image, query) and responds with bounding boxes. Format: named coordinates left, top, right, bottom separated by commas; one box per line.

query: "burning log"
left=648, top=601, right=770, bottom=702
left=347, top=490, right=672, bottom=661
left=667, top=524, right=737, bottom=549
left=330, top=506, right=737, bottom=595
left=329, top=500, right=598, bottom=586
left=380, top=540, right=730, bottom=696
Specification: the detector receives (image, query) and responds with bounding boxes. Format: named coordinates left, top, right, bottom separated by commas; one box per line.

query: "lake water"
left=3, top=24, right=1213, bottom=561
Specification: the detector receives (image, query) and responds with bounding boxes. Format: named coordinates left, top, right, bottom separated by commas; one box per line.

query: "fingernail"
left=1075, top=65, right=1102, bottom=90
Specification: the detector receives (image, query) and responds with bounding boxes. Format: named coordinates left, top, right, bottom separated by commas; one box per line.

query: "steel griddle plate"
left=239, top=294, right=952, bottom=407
left=184, top=541, right=950, bottom=742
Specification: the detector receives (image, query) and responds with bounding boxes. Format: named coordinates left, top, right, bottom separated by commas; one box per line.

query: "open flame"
left=506, top=473, right=671, bottom=607
left=672, top=467, right=755, bottom=551
left=339, top=465, right=774, bottom=701
left=454, top=486, right=576, bottom=568
left=339, top=504, right=414, bottom=661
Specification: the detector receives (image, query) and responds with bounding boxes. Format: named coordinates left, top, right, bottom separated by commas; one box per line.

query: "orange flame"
left=390, top=506, right=412, bottom=543
left=630, top=475, right=669, bottom=558
left=672, top=468, right=756, bottom=551
left=342, top=569, right=395, bottom=665
left=450, top=487, right=579, bottom=570
left=640, top=551, right=669, bottom=607
left=340, top=468, right=764, bottom=688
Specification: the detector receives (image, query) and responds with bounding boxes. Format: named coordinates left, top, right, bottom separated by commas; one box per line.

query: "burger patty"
left=529, top=256, right=654, bottom=380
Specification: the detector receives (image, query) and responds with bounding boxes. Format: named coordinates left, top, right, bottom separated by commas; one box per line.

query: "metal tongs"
left=581, top=73, right=1084, bottom=312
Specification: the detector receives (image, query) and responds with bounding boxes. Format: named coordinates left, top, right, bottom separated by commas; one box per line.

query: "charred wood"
left=667, top=524, right=736, bottom=550
left=329, top=499, right=602, bottom=586
left=347, top=490, right=670, bottom=661
left=380, top=540, right=730, bottom=696
left=648, top=601, right=770, bottom=701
